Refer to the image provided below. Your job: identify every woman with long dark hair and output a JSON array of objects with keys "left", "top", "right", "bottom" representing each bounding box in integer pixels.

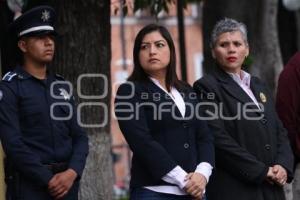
[{"left": 115, "top": 24, "right": 214, "bottom": 200}]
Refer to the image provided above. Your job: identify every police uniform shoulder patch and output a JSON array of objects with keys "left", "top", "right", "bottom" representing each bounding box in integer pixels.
[
  {"left": 55, "top": 74, "right": 65, "bottom": 80},
  {"left": 2, "top": 71, "right": 18, "bottom": 82}
]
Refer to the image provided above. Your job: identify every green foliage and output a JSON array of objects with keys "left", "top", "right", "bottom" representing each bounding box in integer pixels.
[
  {"left": 128, "top": 0, "right": 202, "bottom": 17},
  {"left": 113, "top": 0, "right": 129, "bottom": 16},
  {"left": 133, "top": 0, "right": 174, "bottom": 16},
  {"left": 243, "top": 55, "right": 254, "bottom": 70}
]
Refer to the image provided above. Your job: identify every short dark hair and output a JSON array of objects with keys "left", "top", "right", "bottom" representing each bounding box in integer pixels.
[{"left": 128, "top": 24, "right": 181, "bottom": 91}]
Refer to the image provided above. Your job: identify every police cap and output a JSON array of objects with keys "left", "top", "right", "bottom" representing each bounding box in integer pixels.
[{"left": 10, "top": 5, "right": 56, "bottom": 38}]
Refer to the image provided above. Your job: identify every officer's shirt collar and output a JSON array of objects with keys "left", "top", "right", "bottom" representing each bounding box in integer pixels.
[
  {"left": 15, "top": 66, "right": 32, "bottom": 79},
  {"left": 15, "top": 66, "right": 54, "bottom": 81}
]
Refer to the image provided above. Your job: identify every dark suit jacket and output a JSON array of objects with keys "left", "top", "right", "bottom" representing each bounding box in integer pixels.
[
  {"left": 115, "top": 80, "right": 214, "bottom": 189},
  {"left": 193, "top": 68, "right": 294, "bottom": 200},
  {"left": 276, "top": 52, "right": 300, "bottom": 161}
]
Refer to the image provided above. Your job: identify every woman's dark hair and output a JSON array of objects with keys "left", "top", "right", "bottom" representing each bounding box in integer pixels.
[{"left": 128, "top": 24, "right": 181, "bottom": 92}]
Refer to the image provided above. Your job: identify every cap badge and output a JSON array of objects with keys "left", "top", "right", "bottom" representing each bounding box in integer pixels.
[{"left": 41, "top": 10, "right": 50, "bottom": 22}]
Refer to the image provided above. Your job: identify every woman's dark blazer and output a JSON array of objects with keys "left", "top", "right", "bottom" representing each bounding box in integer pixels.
[
  {"left": 193, "top": 67, "right": 294, "bottom": 200},
  {"left": 115, "top": 80, "right": 214, "bottom": 189}
]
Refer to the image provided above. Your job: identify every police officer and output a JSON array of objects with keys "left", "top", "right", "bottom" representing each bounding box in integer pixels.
[{"left": 0, "top": 6, "right": 89, "bottom": 200}]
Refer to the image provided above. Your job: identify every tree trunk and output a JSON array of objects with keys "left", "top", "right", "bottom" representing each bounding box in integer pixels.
[
  {"left": 202, "top": 0, "right": 282, "bottom": 94},
  {"left": 51, "top": 0, "right": 113, "bottom": 199},
  {"left": 278, "top": 0, "right": 298, "bottom": 65},
  {"left": 0, "top": 1, "right": 14, "bottom": 74}
]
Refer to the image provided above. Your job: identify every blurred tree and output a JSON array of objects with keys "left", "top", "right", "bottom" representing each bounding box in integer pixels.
[
  {"left": 0, "top": 3, "right": 14, "bottom": 200},
  {"left": 0, "top": 1, "right": 14, "bottom": 74},
  {"left": 51, "top": 1, "right": 113, "bottom": 200},
  {"left": 0, "top": 0, "right": 113, "bottom": 200},
  {"left": 278, "top": 0, "right": 300, "bottom": 64},
  {"left": 202, "top": 0, "right": 282, "bottom": 94}
]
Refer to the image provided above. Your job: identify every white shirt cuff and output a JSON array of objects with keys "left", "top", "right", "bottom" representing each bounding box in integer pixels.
[
  {"left": 195, "top": 162, "right": 213, "bottom": 183},
  {"left": 162, "top": 166, "right": 188, "bottom": 189}
]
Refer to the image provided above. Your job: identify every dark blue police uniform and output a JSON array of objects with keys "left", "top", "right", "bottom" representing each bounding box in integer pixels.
[
  {"left": 0, "top": 5, "right": 89, "bottom": 200},
  {"left": 0, "top": 67, "right": 89, "bottom": 200}
]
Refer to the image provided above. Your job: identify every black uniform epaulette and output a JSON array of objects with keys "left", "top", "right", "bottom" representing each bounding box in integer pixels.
[
  {"left": 2, "top": 71, "right": 18, "bottom": 82},
  {"left": 55, "top": 74, "right": 65, "bottom": 80}
]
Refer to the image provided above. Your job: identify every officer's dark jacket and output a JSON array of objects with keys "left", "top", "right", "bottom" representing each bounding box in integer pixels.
[
  {"left": 0, "top": 67, "right": 89, "bottom": 187},
  {"left": 114, "top": 80, "right": 215, "bottom": 189}
]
